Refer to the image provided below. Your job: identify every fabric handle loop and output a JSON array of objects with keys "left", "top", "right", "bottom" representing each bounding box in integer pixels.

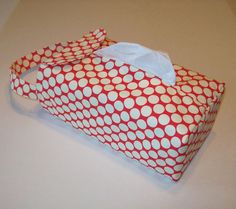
[{"left": 10, "top": 28, "right": 107, "bottom": 100}]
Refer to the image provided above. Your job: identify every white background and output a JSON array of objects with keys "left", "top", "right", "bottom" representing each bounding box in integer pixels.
[{"left": 0, "top": 1, "right": 235, "bottom": 209}]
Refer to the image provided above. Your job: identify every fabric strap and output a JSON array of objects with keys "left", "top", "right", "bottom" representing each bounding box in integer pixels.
[{"left": 10, "top": 28, "right": 107, "bottom": 100}]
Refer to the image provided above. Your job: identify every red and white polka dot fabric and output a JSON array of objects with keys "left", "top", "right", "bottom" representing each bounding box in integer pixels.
[{"left": 10, "top": 28, "right": 225, "bottom": 181}]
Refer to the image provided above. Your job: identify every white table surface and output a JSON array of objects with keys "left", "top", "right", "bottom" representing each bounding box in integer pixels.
[{"left": 0, "top": 1, "right": 235, "bottom": 209}]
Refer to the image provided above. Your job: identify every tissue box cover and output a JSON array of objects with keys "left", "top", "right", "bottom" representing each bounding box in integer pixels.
[{"left": 10, "top": 28, "right": 225, "bottom": 181}]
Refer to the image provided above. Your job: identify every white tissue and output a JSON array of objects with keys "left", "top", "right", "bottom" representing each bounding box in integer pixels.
[{"left": 94, "top": 42, "right": 176, "bottom": 85}]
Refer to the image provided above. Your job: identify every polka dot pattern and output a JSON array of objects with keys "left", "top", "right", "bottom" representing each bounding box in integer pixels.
[
  {"left": 10, "top": 29, "right": 225, "bottom": 181},
  {"left": 10, "top": 28, "right": 107, "bottom": 100}
]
